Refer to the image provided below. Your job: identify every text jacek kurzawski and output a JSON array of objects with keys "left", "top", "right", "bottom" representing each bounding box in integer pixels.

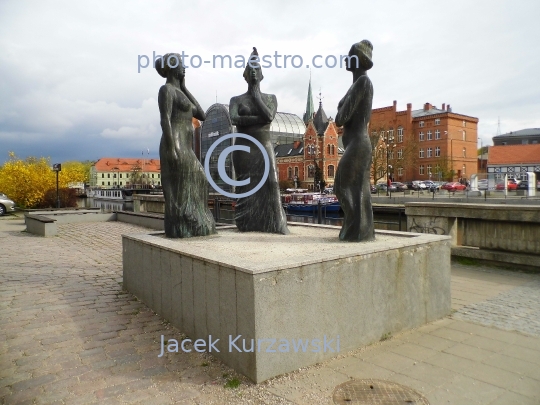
[{"left": 158, "top": 334, "right": 340, "bottom": 357}]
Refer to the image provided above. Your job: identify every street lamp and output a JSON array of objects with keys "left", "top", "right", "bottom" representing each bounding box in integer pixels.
[
  {"left": 307, "top": 144, "right": 320, "bottom": 192},
  {"left": 383, "top": 132, "right": 397, "bottom": 196}
]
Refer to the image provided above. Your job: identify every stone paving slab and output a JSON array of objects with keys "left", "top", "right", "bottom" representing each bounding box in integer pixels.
[{"left": 1, "top": 219, "right": 539, "bottom": 404}]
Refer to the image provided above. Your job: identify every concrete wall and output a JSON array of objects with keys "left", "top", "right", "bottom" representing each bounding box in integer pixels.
[
  {"left": 133, "top": 194, "right": 165, "bottom": 214},
  {"left": 25, "top": 216, "right": 57, "bottom": 237},
  {"left": 116, "top": 212, "right": 164, "bottom": 230},
  {"left": 405, "top": 202, "right": 540, "bottom": 268},
  {"left": 122, "top": 226, "right": 450, "bottom": 383}
]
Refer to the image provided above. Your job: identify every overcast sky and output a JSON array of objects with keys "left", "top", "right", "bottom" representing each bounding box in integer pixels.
[{"left": 1, "top": 0, "right": 539, "bottom": 164}]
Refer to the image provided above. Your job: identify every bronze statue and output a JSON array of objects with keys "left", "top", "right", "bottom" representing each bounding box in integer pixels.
[
  {"left": 229, "top": 48, "right": 289, "bottom": 234},
  {"left": 334, "top": 40, "right": 375, "bottom": 241},
  {"left": 156, "top": 53, "right": 216, "bottom": 238}
]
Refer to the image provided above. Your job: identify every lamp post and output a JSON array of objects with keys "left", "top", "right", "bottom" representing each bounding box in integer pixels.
[
  {"left": 52, "top": 163, "right": 62, "bottom": 208},
  {"left": 383, "top": 132, "right": 397, "bottom": 196},
  {"left": 307, "top": 144, "right": 320, "bottom": 192}
]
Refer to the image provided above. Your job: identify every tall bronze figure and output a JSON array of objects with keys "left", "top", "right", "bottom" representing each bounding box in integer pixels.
[
  {"left": 156, "top": 53, "right": 216, "bottom": 238},
  {"left": 229, "top": 48, "right": 289, "bottom": 234},
  {"left": 334, "top": 40, "right": 375, "bottom": 242}
]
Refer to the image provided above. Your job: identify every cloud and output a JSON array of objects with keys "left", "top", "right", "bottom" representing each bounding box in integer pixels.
[{"left": 1, "top": 0, "right": 540, "bottom": 164}]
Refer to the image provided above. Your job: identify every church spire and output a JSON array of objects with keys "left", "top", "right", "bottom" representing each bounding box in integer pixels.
[{"left": 302, "top": 74, "right": 315, "bottom": 125}]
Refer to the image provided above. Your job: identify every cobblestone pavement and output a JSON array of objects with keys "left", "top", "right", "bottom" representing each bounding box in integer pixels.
[
  {"left": 454, "top": 278, "right": 540, "bottom": 336},
  {"left": 1, "top": 218, "right": 539, "bottom": 404}
]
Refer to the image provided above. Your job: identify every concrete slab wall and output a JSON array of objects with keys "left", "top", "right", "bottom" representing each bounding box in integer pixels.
[
  {"left": 116, "top": 212, "right": 164, "bottom": 230},
  {"left": 25, "top": 216, "right": 57, "bottom": 236},
  {"left": 405, "top": 202, "right": 540, "bottom": 269},
  {"left": 122, "top": 227, "right": 450, "bottom": 383}
]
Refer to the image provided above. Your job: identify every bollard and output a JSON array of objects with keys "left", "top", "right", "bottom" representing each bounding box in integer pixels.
[{"left": 317, "top": 200, "right": 322, "bottom": 224}]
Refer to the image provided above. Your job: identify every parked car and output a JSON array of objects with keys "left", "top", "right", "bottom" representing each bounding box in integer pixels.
[
  {"left": 517, "top": 181, "right": 529, "bottom": 190},
  {"left": 496, "top": 180, "right": 518, "bottom": 190},
  {"left": 370, "top": 184, "right": 377, "bottom": 194},
  {"left": 477, "top": 179, "right": 489, "bottom": 190},
  {"left": 441, "top": 182, "right": 466, "bottom": 192},
  {"left": 0, "top": 193, "right": 16, "bottom": 216},
  {"left": 411, "top": 181, "right": 426, "bottom": 190},
  {"left": 391, "top": 182, "right": 408, "bottom": 191},
  {"left": 422, "top": 180, "right": 439, "bottom": 191}
]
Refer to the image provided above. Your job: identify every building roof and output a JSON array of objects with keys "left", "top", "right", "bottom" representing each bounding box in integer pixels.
[
  {"left": 270, "top": 112, "right": 306, "bottom": 136},
  {"left": 313, "top": 102, "right": 329, "bottom": 135},
  {"left": 493, "top": 128, "right": 540, "bottom": 138},
  {"left": 94, "top": 158, "right": 161, "bottom": 172},
  {"left": 411, "top": 108, "right": 447, "bottom": 118},
  {"left": 274, "top": 142, "right": 304, "bottom": 158},
  {"left": 487, "top": 144, "right": 540, "bottom": 165},
  {"left": 302, "top": 77, "right": 315, "bottom": 124}
]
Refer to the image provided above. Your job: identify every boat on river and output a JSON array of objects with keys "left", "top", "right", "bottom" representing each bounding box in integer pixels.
[{"left": 282, "top": 192, "right": 341, "bottom": 213}]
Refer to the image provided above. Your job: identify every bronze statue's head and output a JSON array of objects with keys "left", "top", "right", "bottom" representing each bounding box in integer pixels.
[
  {"left": 155, "top": 53, "right": 185, "bottom": 80},
  {"left": 347, "top": 40, "right": 373, "bottom": 71},
  {"left": 243, "top": 47, "right": 264, "bottom": 84}
]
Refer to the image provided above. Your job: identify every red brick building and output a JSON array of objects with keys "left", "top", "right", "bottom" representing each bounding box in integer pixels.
[
  {"left": 276, "top": 102, "right": 341, "bottom": 191},
  {"left": 370, "top": 101, "right": 479, "bottom": 182}
]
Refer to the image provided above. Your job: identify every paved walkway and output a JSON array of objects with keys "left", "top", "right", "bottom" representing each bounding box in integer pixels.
[{"left": 0, "top": 216, "right": 539, "bottom": 404}]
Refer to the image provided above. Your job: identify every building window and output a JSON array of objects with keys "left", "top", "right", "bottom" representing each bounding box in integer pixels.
[
  {"left": 419, "top": 148, "right": 424, "bottom": 158},
  {"left": 327, "top": 144, "right": 331, "bottom": 154},
  {"left": 113, "top": 173, "right": 116, "bottom": 178},
  {"left": 120, "top": 182, "right": 123, "bottom": 185},
  {"left": 152, "top": 173, "right": 155, "bottom": 178},
  {"left": 462, "top": 164, "right": 466, "bottom": 175},
  {"left": 522, "top": 140, "right": 529, "bottom": 145},
  {"left": 294, "top": 167, "right": 299, "bottom": 177},
  {"left": 419, "top": 165, "right": 425, "bottom": 175},
  {"left": 101, "top": 181, "right": 104, "bottom": 185},
  {"left": 427, "top": 130, "right": 432, "bottom": 140},
  {"left": 462, "top": 131, "right": 466, "bottom": 141},
  {"left": 419, "top": 132, "right": 424, "bottom": 141},
  {"left": 107, "top": 173, "right": 110, "bottom": 178},
  {"left": 397, "top": 127, "right": 403, "bottom": 143},
  {"left": 119, "top": 174, "right": 122, "bottom": 178},
  {"left": 463, "top": 147, "right": 466, "bottom": 157},
  {"left": 397, "top": 149, "right": 403, "bottom": 159},
  {"left": 308, "top": 165, "right": 315, "bottom": 178},
  {"left": 435, "top": 130, "right": 440, "bottom": 139},
  {"left": 435, "top": 146, "right": 441, "bottom": 157},
  {"left": 419, "top": 121, "right": 425, "bottom": 128},
  {"left": 108, "top": 181, "right": 110, "bottom": 185},
  {"left": 427, "top": 165, "right": 432, "bottom": 176},
  {"left": 101, "top": 173, "right": 104, "bottom": 178},
  {"left": 287, "top": 167, "right": 292, "bottom": 179},
  {"left": 398, "top": 167, "right": 403, "bottom": 176},
  {"left": 463, "top": 121, "right": 466, "bottom": 127},
  {"left": 435, "top": 118, "right": 440, "bottom": 125},
  {"left": 158, "top": 174, "right": 160, "bottom": 178},
  {"left": 372, "top": 130, "right": 377, "bottom": 137},
  {"left": 427, "top": 147, "right": 432, "bottom": 157},
  {"left": 328, "top": 165, "right": 335, "bottom": 177},
  {"left": 388, "top": 129, "right": 394, "bottom": 141}
]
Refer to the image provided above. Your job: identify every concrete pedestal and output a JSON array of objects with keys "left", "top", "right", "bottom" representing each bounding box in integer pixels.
[{"left": 122, "top": 223, "right": 451, "bottom": 383}]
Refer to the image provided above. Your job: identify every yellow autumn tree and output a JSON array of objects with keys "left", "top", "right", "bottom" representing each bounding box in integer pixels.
[{"left": 0, "top": 153, "right": 90, "bottom": 208}]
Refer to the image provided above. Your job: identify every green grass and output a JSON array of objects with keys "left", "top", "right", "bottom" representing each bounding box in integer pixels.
[
  {"left": 454, "top": 257, "right": 479, "bottom": 266},
  {"left": 380, "top": 332, "right": 392, "bottom": 342},
  {"left": 201, "top": 362, "right": 209, "bottom": 367},
  {"left": 224, "top": 377, "right": 241, "bottom": 389}
]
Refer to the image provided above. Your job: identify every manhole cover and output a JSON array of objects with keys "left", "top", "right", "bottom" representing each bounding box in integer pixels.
[{"left": 333, "top": 379, "right": 430, "bottom": 404}]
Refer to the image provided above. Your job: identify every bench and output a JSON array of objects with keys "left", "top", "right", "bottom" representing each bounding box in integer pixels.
[{"left": 25, "top": 214, "right": 58, "bottom": 237}]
